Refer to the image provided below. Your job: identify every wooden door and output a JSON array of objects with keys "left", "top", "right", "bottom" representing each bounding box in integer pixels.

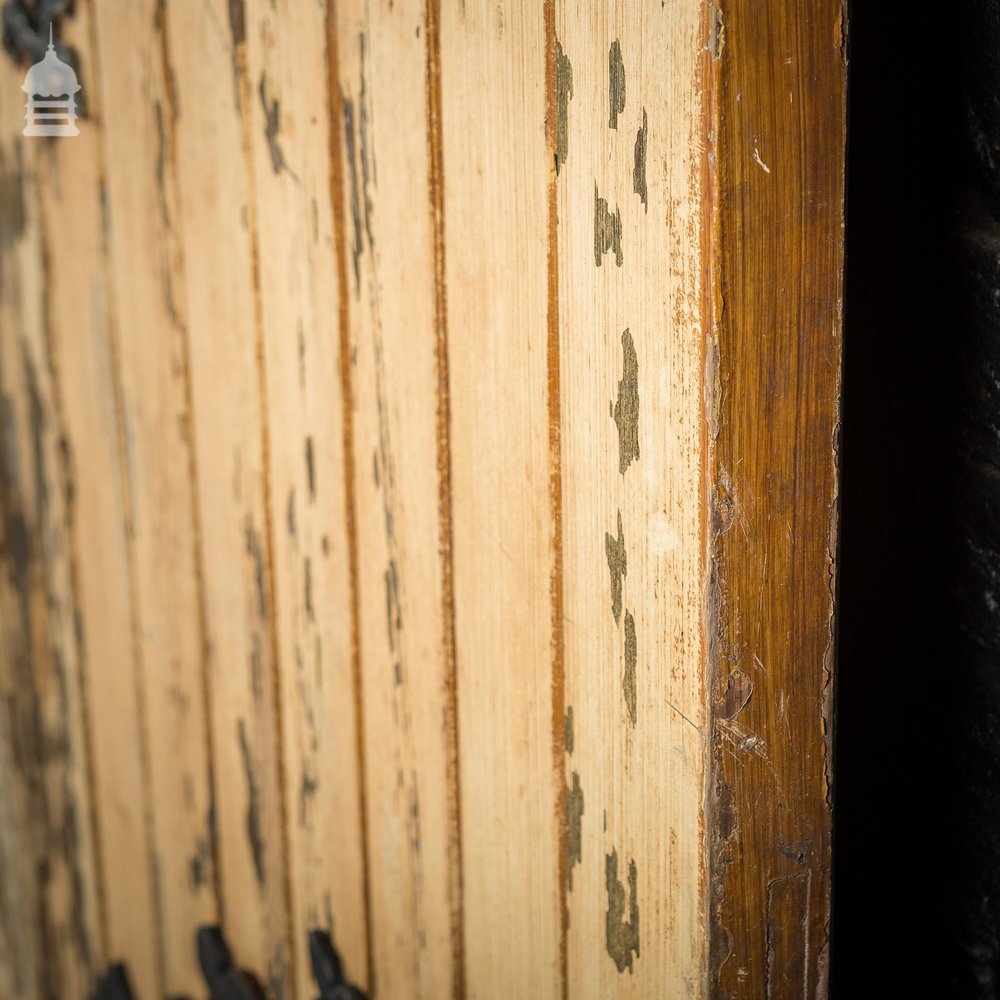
[{"left": 0, "top": 2, "right": 845, "bottom": 997}]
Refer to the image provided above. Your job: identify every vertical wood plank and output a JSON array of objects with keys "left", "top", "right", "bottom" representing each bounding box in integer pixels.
[
  {"left": 438, "top": 3, "right": 561, "bottom": 995},
  {"left": 88, "top": 0, "right": 222, "bottom": 991},
  {"left": 333, "top": 0, "right": 462, "bottom": 995},
  {"left": 709, "top": 0, "right": 846, "bottom": 995},
  {"left": 241, "top": 1, "right": 369, "bottom": 994},
  {"left": 0, "top": 40, "right": 103, "bottom": 998},
  {"left": 555, "top": 3, "right": 710, "bottom": 997},
  {"left": 160, "top": 0, "right": 292, "bottom": 985}
]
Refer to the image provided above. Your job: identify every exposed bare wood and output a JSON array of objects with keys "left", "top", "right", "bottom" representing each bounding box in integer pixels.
[
  {"left": 88, "top": 0, "right": 221, "bottom": 992},
  {"left": 438, "top": 3, "right": 562, "bottom": 995}
]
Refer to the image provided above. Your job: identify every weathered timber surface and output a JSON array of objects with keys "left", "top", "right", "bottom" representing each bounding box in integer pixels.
[
  {"left": 708, "top": 1, "right": 846, "bottom": 997},
  {"left": 0, "top": 2, "right": 846, "bottom": 998}
]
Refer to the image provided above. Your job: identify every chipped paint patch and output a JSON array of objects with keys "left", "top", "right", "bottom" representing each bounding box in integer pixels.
[
  {"left": 305, "top": 435, "right": 316, "bottom": 500},
  {"left": 608, "top": 39, "right": 625, "bottom": 129},
  {"left": 556, "top": 38, "right": 573, "bottom": 173},
  {"left": 188, "top": 836, "right": 211, "bottom": 889},
  {"left": 384, "top": 557, "right": 401, "bottom": 659},
  {"left": 566, "top": 771, "right": 584, "bottom": 889},
  {"left": 633, "top": 109, "right": 648, "bottom": 210},
  {"left": 605, "top": 510, "right": 627, "bottom": 625},
  {"left": 227, "top": 0, "right": 246, "bottom": 46},
  {"left": 244, "top": 517, "right": 268, "bottom": 620},
  {"left": 341, "top": 96, "right": 363, "bottom": 292},
  {"left": 605, "top": 849, "right": 640, "bottom": 973},
  {"left": 612, "top": 329, "right": 639, "bottom": 475},
  {"left": 623, "top": 610, "right": 637, "bottom": 725},
  {"left": 0, "top": 145, "right": 26, "bottom": 289},
  {"left": 594, "top": 185, "right": 623, "bottom": 267},
  {"left": 259, "top": 75, "right": 290, "bottom": 177},
  {"left": 237, "top": 718, "right": 265, "bottom": 887}
]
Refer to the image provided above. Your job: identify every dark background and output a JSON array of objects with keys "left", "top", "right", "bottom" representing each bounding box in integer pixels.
[{"left": 833, "top": 1, "right": 1000, "bottom": 995}]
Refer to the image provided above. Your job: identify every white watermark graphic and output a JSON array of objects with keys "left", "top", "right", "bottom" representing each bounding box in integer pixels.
[{"left": 21, "top": 23, "right": 79, "bottom": 137}]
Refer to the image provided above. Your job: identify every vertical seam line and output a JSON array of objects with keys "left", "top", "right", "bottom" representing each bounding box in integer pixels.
[
  {"left": 543, "top": 1, "right": 568, "bottom": 997},
  {"left": 424, "top": 2, "right": 466, "bottom": 997}
]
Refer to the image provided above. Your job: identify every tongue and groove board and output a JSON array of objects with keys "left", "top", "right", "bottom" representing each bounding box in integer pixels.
[
  {"left": 241, "top": 2, "right": 369, "bottom": 995},
  {"left": 157, "top": 0, "right": 312, "bottom": 989},
  {"left": 436, "top": 2, "right": 562, "bottom": 997},
  {"left": 333, "top": 2, "right": 461, "bottom": 998},
  {"left": 555, "top": 3, "right": 710, "bottom": 997},
  {"left": 88, "top": 1, "right": 225, "bottom": 994},
  {"left": 0, "top": 1, "right": 846, "bottom": 998}
]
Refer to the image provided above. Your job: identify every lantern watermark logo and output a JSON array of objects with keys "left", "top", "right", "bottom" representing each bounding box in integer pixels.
[{"left": 21, "top": 23, "right": 80, "bottom": 137}]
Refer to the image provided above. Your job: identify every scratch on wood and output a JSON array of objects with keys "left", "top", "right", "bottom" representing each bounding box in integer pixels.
[
  {"left": 564, "top": 705, "right": 574, "bottom": 755},
  {"left": 612, "top": 328, "right": 639, "bottom": 475},
  {"left": 605, "top": 849, "right": 639, "bottom": 973},
  {"left": 604, "top": 510, "right": 627, "bottom": 625}
]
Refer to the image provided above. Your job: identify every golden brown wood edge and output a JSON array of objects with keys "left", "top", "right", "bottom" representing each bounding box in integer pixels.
[{"left": 706, "top": 1, "right": 847, "bottom": 998}]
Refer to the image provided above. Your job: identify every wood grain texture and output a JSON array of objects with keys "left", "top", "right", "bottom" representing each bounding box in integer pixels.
[
  {"left": 160, "top": 0, "right": 292, "bottom": 984},
  {"left": 243, "top": 2, "right": 369, "bottom": 995},
  {"left": 0, "top": 2, "right": 846, "bottom": 997},
  {"left": 0, "top": 42, "right": 103, "bottom": 998},
  {"left": 555, "top": 4, "right": 710, "bottom": 998},
  {"left": 89, "top": 0, "right": 222, "bottom": 992},
  {"left": 333, "top": 1, "right": 461, "bottom": 996},
  {"left": 708, "top": 1, "right": 846, "bottom": 996}
]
